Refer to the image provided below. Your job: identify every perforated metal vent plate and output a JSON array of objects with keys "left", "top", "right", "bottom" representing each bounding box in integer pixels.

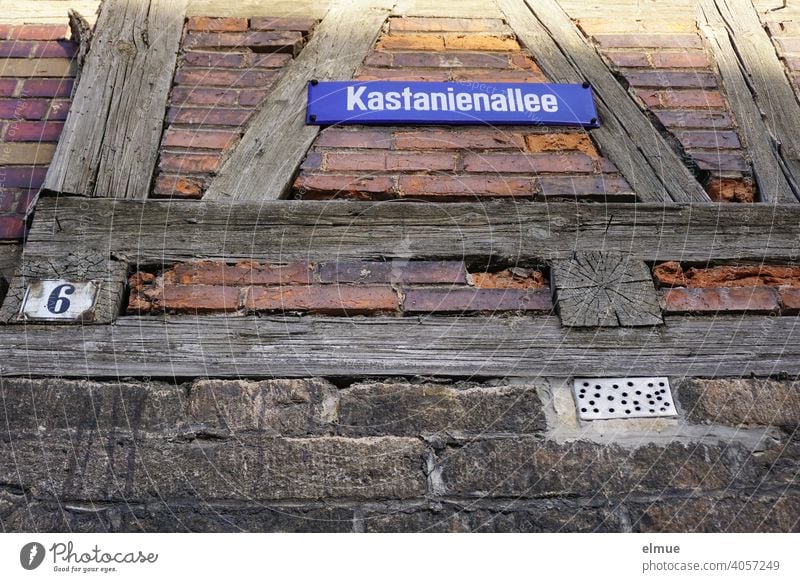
[{"left": 573, "top": 377, "right": 676, "bottom": 420}]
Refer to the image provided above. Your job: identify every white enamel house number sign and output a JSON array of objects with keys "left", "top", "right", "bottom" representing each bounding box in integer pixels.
[{"left": 20, "top": 280, "right": 99, "bottom": 321}]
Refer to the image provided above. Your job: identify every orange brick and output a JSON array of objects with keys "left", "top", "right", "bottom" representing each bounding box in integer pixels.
[
  {"left": 186, "top": 17, "right": 248, "bottom": 32},
  {"left": 704, "top": 178, "right": 756, "bottom": 203},
  {"left": 651, "top": 50, "right": 711, "bottom": 69},
  {"left": 578, "top": 18, "right": 697, "bottom": 34},
  {"left": 398, "top": 175, "right": 533, "bottom": 200},
  {"left": 525, "top": 133, "right": 599, "bottom": 158},
  {"left": 159, "top": 153, "right": 221, "bottom": 173},
  {"left": 153, "top": 174, "right": 205, "bottom": 199},
  {"left": 163, "top": 128, "right": 239, "bottom": 150},
  {"left": 154, "top": 285, "right": 240, "bottom": 312},
  {"left": 394, "top": 129, "right": 525, "bottom": 150},
  {"left": 293, "top": 174, "right": 397, "bottom": 200},
  {"left": 390, "top": 17, "right": 509, "bottom": 33},
  {"left": 244, "top": 286, "right": 399, "bottom": 314},
  {"left": 660, "top": 90, "right": 725, "bottom": 108},
  {"left": 463, "top": 152, "right": 594, "bottom": 173},
  {"left": 444, "top": 34, "right": 520, "bottom": 51},
  {"left": 174, "top": 261, "right": 313, "bottom": 286},
  {"left": 378, "top": 34, "right": 445, "bottom": 51}
]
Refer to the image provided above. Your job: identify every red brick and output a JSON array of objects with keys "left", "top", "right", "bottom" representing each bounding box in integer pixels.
[
  {"left": 0, "top": 99, "right": 48, "bottom": 119},
  {"left": 163, "top": 128, "right": 238, "bottom": 149},
  {"left": 20, "top": 79, "right": 73, "bottom": 97},
  {"left": 155, "top": 285, "right": 240, "bottom": 312},
  {"left": 402, "top": 288, "right": 553, "bottom": 313},
  {"left": 704, "top": 178, "right": 755, "bottom": 203},
  {"left": 174, "top": 261, "right": 313, "bottom": 285},
  {"left": 0, "top": 189, "right": 17, "bottom": 211},
  {"left": 153, "top": 174, "right": 204, "bottom": 199},
  {"left": 779, "top": 287, "right": 800, "bottom": 314},
  {"left": 661, "top": 287, "right": 779, "bottom": 314},
  {"left": 444, "top": 35, "right": 520, "bottom": 51},
  {"left": 316, "top": 129, "right": 393, "bottom": 149},
  {"left": 0, "top": 78, "right": 16, "bottom": 96},
  {"left": 635, "top": 89, "right": 661, "bottom": 107},
  {"left": 525, "top": 133, "right": 599, "bottom": 157},
  {"left": 390, "top": 17, "right": 508, "bottom": 33},
  {"left": 244, "top": 285, "right": 399, "bottom": 314},
  {"left": 183, "top": 51, "right": 248, "bottom": 68},
  {"left": 398, "top": 175, "right": 533, "bottom": 200},
  {"left": 0, "top": 165, "right": 47, "bottom": 188},
  {"left": 13, "top": 189, "right": 37, "bottom": 213},
  {"left": 392, "top": 51, "right": 511, "bottom": 69},
  {"left": 186, "top": 17, "right": 248, "bottom": 32},
  {"left": 324, "top": 152, "right": 456, "bottom": 172},
  {"left": 674, "top": 130, "right": 740, "bottom": 149},
  {"left": 622, "top": 70, "right": 716, "bottom": 89},
  {"left": 536, "top": 175, "right": 635, "bottom": 201},
  {"left": 651, "top": 50, "right": 711, "bottom": 68},
  {"left": 184, "top": 31, "right": 303, "bottom": 54},
  {"left": 660, "top": 90, "right": 725, "bottom": 108},
  {"left": 0, "top": 41, "right": 33, "bottom": 57},
  {"left": 166, "top": 107, "right": 252, "bottom": 126},
  {"left": 364, "top": 51, "right": 393, "bottom": 67},
  {"left": 690, "top": 151, "right": 749, "bottom": 172},
  {"left": 462, "top": 152, "right": 595, "bottom": 173},
  {"left": 654, "top": 110, "right": 732, "bottom": 129},
  {"left": 174, "top": 68, "right": 278, "bottom": 88},
  {"left": 11, "top": 25, "right": 68, "bottom": 41},
  {"left": 356, "top": 68, "right": 450, "bottom": 82},
  {"left": 451, "top": 69, "right": 546, "bottom": 83},
  {"left": 250, "top": 53, "right": 292, "bottom": 68},
  {"left": 249, "top": 17, "right": 318, "bottom": 33},
  {"left": 605, "top": 51, "right": 650, "bottom": 68},
  {"left": 238, "top": 89, "right": 268, "bottom": 107},
  {"left": 395, "top": 129, "right": 525, "bottom": 151},
  {"left": 159, "top": 153, "right": 220, "bottom": 173},
  {"left": 171, "top": 87, "right": 239, "bottom": 106},
  {"left": 4, "top": 120, "right": 63, "bottom": 142},
  {"left": 32, "top": 40, "right": 77, "bottom": 58},
  {"left": 293, "top": 174, "right": 396, "bottom": 200},
  {"left": 318, "top": 261, "right": 467, "bottom": 284},
  {"left": 0, "top": 214, "right": 26, "bottom": 239},
  {"left": 593, "top": 33, "right": 702, "bottom": 49},
  {"left": 46, "top": 99, "right": 70, "bottom": 120}
]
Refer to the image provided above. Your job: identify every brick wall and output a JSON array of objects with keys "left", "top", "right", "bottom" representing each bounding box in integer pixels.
[
  {"left": 153, "top": 16, "right": 316, "bottom": 199},
  {"left": 293, "top": 17, "right": 634, "bottom": 202},
  {"left": 128, "top": 260, "right": 552, "bottom": 315},
  {"left": 654, "top": 261, "right": 800, "bottom": 314},
  {"left": 578, "top": 18, "right": 756, "bottom": 202},
  {"left": 767, "top": 20, "right": 800, "bottom": 97},
  {"left": 0, "top": 24, "right": 75, "bottom": 239}
]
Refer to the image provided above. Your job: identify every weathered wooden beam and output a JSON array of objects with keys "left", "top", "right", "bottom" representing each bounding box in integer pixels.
[
  {"left": 25, "top": 197, "right": 800, "bottom": 264},
  {"left": 551, "top": 252, "right": 663, "bottom": 327},
  {"left": 699, "top": 0, "right": 799, "bottom": 203},
  {"left": 709, "top": 0, "right": 800, "bottom": 188},
  {"left": 43, "top": 0, "right": 187, "bottom": 199},
  {"left": 497, "top": 0, "right": 710, "bottom": 203},
  {"left": 204, "top": 0, "right": 394, "bottom": 201},
  {"left": 0, "top": 314, "right": 797, "bottom": 378}
]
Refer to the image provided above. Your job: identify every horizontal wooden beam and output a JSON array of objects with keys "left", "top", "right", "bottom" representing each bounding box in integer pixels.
[
  {"left": 0, "top": 314, "right": 797, "bottom": 378},
  {"left": 28, "top": 197, "right": 800, "bottom": 264}
]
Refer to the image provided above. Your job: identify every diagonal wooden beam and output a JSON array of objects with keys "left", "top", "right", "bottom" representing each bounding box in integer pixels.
[
  {"left": 698, "top": 0, "right": 799, "bottom": 203},
  {"left": 709, "top": 0, "right": 800, "bottom": 189},
  {"left": 497, "top": 0, "right": 710, "bottom": 203},
  {"left": 204, "top": 0, "right": 395, "bottom": 201},
  {"left": 43, "top": 0, "right": 187, "bottom": 199}
]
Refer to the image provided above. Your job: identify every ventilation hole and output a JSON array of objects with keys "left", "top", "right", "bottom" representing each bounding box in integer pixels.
[
  {"left": 633, "top": 400, "right": 639, "bottom": 405},
  {"left": 647, "top": 382, "right": 654, "bottom": 387},
  {"left": 627, "top": 381, "right": 634, "bottom": 387},
  {"left": 583, "top": 382, "right": 589, "bottom": 387},
  {"left": 621, "top": 400, "right": 627, "bottom": 405},
  {"left": 635, "top": 406, "right": 641, "bottom": 411},
  {"left": 593, "top": 408, "right": 599, "bottom": 413},
  {"left": 594, "top": 393, "right": 600, "bottom": 398},
  {"left": 579, "top": 394, "right": 584, "bottom": 399},
  {"left": 612, "top": 384, "right": 619, "bottom": 389},
  {"left": 646, "top": 393, "right": 652, "bottom": 398},
  {"left": 649, "top": 409, "right": 655, "bottom": 413},
  {"left": 649, "top": 400, "right": 655, "bottom": 405},
  {"left": 660, "top": 407, "right": 665, "bottom": 412},
  {"left": 595, "top": 385, "right": 601, "bottom": 390},
  {"left": 589, "top": 400, "right": 595, "bottom": 405},
  {"left": 581, "top": 408, "right": 587, "bottom": 413},
  {"left": 664, "top": 402, "right": 671, "bottom": 407},
  {"left": 657, "top": 396, "right": 662, "bottom": 401},
  {"left": 607, "top": 396, "right": 614, "bottom": 401},
  {"left": 625, "top": 410, "right": 631, "bottom": 414},
  {"left": 622, "top": 392, "right": 628, "bottom": 397},
  {"left": 659, "top": 382, "right": 665, "bottom": 387},
  {"left": 609, "top": 408, "right": 615, "bottom": 413},
  {"left": 636, "top": 390, "right": 642, "bottom": 395},
  {"left": 580, "top": 388, "right": 586, "bottom": 393}
]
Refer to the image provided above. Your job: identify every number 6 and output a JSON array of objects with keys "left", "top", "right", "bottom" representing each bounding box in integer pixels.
[{"left": 47, "top": 284, "right": 76, "bottom": 314}]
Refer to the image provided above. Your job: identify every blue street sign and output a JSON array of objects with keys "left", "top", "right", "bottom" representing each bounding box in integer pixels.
[{"left": 306, "top": 81, "right": 599, "bottom": 127}]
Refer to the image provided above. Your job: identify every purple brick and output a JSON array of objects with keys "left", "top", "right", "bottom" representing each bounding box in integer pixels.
[
  {"left": 21, "top": 79, "right": 73, "bottom": 97},
  {"left": 402, "top": 287, "right": 553, "bottom": 313},
  {"left": 0, "top": 165, "right": 47, "bottom": 188},
  {"left": 320, "top": 261, "right": 468, "bottom": 285}
]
